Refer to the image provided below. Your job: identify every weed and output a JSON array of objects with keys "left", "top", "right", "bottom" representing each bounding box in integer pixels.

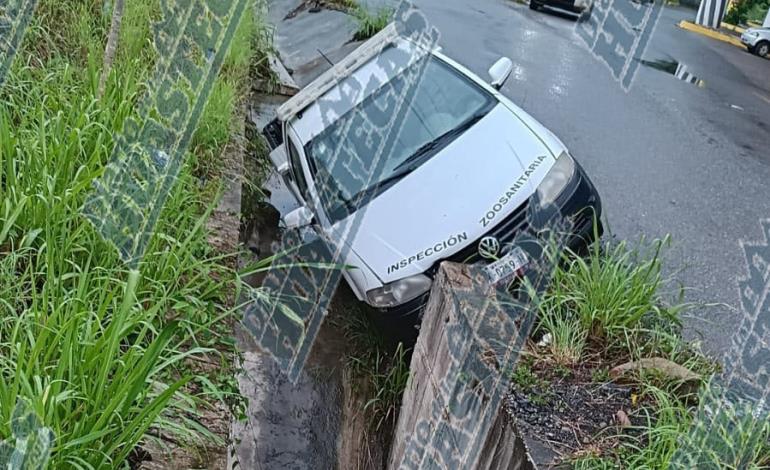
[
  {"left": 333, "top": 304, "right": 411, "bottom": 432},
  {"left": 573, "top": 386, "right": 691, "bottom": 469},
  {"left": 536, "top": 307, "right": 587, "bottom": 365},
  {"left": 591, "top": 367, "right": 611, "bottom": 383},
  {"left": 674, "top": 382, "right": 770, "bottom": 469},
  {"left": 358, "top": 343, "right": 411, "bottom": 431},
  {"left": 539, "top": 236, "right": 689, "bottom": 359},
  {"left": 511, "top": 359, "right": 546, "bottom": 391},
  {"left": 352, "top": 6, "right": 393, "bottom": 41},
  {"left": 553, "top": 363, "right": 572, "bottom": 380},
  {"left": 570, "top": 374, "right": 770, "bottom": 470},
  {"left": 529, "top": 234, "right": 727, "bottom": 468}
]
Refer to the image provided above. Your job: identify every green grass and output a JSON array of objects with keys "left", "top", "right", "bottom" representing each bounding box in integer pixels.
[
  {"left": 0, "top": 0, "right": 263, "bottom": 466},
  {"left": 510, "top": 357, "right": 547, "bottom": 391},
  {"left": 524, "top": 233, "right": 766, "bottom": 469},
  {"left": 537, "top": 308, "right": 587, "bottom": 366},
  {"left": 527, "top": 234, "right": 750, "bottom": 468},
  {"left": 338, "top": 309, "right": 410, "bottom": 432},
  {"left": 573, "top": 386, "right": 693, "bottom": 470},
  {"left": 352, "top": 5, "right": 393, "bottom": 41},
  {"left": 536, "top": 236, "right": 689, "bottom": 361},
  {"left": 572, "top": 384, "right": 770, "bottom": 470},
  {"left": 357, "top": 342, "right": 411, "bottom": 431}
]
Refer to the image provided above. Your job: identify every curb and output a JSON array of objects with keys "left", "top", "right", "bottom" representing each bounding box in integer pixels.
[
  {"left": 721, "top": 21, "right": 746, "bottom": 34},
  {"left": 678, "top": 20, "right": 745, "bottom": 48}
]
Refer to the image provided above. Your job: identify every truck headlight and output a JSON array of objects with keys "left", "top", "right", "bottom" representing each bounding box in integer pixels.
[
  {"left": 535, "top": 151, "right": 575, "bottom": 206},
  {"left": 367, "top": 274, "right": 432, "bottom": 308}
]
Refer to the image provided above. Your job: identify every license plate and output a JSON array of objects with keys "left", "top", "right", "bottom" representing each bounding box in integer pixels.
[{"left": 484, "top": 247, "right": 529, "bottom": 285}]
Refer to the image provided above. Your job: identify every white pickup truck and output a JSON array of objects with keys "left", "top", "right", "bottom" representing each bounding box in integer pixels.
[{"left": 262, "top": 24, "right": 602, "bottom": 320}]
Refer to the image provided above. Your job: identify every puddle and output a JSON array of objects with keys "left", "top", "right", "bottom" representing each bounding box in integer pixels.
[{"left": 638, "top": 59, "right": 705, "bottom": 87}]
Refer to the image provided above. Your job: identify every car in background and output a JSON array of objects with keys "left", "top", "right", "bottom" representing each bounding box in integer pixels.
[
  {"left": 741, "top": 27, "right": 770, "bottom": 58},
  {"left": 529, "top": 0, "right": 593, "bottom": 17}
]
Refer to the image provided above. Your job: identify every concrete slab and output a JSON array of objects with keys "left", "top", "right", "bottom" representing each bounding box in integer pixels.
[
  {"left": 267, "top": 0, "right": 399, "bottom": 87},
  {"left": 272, "top": 6, "right": 358, "bottom": 75},
  {"left": 247, "top": 92, "right": 287, "bottom": 130}
]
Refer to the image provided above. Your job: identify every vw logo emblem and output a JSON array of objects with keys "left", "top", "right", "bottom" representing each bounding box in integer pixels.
[{"left": 478, "top": 236, "right": 500, "bottom": 260}]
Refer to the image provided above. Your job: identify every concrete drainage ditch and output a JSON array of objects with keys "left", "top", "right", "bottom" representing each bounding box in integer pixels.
[{"left": 232, "top": 79, "right": 395, "bottom": 468}]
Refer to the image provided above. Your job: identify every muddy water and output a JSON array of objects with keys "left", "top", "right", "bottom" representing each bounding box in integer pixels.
[{"left": 234, "top": 217, "right": 387, "bottom": 469}]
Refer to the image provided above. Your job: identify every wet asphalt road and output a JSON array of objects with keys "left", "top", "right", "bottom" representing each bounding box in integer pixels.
[{"left": 411, "top": 0, "right": 770, "bottom": 357}]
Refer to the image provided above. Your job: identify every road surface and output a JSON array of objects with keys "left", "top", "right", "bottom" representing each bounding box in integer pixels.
[{"left": 412, "top": 0, "right": 770, "bottom": 357}]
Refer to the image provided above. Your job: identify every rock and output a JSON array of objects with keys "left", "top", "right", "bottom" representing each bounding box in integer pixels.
[
  {"left": 616, "top": 409, "right": 631, "bottom": 428},
  {"left": 537, "top": 333, "right": 552, "bottom": 347},
  {"left": 610, "top": 357, "right": 700, "bottom": 384}
]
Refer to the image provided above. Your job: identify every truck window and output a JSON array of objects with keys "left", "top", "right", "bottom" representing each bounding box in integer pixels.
[
  {"left": 304, "top": 55, "right": 495, "bottom": 223},
  {"left": 287, "top": 138, "right": 311, "bottom": 202}
]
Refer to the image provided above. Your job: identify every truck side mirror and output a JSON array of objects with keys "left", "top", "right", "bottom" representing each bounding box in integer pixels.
[
  {"left": 283, "top": 206, "right": 314, "bottom": 229},
  {"left": 488, "top": 57, "right": 513, "bottom": 90}
]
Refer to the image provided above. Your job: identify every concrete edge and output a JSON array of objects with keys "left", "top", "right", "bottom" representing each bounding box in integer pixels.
[
  {"left": 678, "top": 20, "right": 745, "bottom": 48},
  {"left": 721, "top": 21, "right": 746, "bottom": 34},
  {"left": 267, "top": 52, "right": 300, "bottom": 96}
]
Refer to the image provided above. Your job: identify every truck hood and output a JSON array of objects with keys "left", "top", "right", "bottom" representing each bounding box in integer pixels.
[{"left": 333, "top": 104, "right": 556, "bottom": 284}]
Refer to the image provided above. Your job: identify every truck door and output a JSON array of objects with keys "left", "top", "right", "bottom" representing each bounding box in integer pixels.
[{"left": 285, "top": 132, "right": 311, "bottom": 206}]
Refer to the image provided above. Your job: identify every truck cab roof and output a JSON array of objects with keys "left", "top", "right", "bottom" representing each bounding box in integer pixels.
[{"left": 289, "top": 38, "right": 429, "bottom": 146}]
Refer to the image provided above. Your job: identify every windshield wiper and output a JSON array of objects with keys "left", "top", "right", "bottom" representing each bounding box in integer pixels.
[
  {"left": 394, "top": 110, "right": 489, "bottom": 172},
  {"left": 335, "top": 108, "right": 490, "bottom": 217},
  {"left": 344, "top": 166, "right": 417, "bottom": 207}
]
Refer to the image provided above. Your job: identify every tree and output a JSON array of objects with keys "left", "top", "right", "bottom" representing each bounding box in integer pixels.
[
  {"left": 98, "top": 0, "right": 125, "bottom": 99},
  {"left": 725, "top": 0, "right": 770, "bottom": 24}
]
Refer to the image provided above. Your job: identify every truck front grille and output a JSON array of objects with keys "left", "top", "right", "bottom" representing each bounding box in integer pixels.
[{"left": 426, "top": 200, "right": 530, "bottom": 277}]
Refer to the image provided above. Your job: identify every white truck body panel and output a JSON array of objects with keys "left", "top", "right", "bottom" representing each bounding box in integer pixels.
[{"left": 330, "top": 104, "right": 554, "bottom": 285}]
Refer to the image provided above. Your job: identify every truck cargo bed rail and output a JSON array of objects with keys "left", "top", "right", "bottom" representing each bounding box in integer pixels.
[{"left": 276, "top": 23, "right": 402, "bottom": 122}]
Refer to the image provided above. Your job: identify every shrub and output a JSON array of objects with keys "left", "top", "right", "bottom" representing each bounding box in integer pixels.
[
  {"left": 537, "top": 237, "right": 685, "bottom": 359},
  {"left": 725, "top": 0, "right": 770, "bottom": 25}
]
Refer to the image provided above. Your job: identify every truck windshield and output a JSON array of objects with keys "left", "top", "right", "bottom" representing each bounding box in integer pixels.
[{"left": 304, "top": 55, "right": 496, "bottom": 223}]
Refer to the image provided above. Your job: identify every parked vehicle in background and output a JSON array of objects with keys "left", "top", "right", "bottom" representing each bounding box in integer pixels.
[
  {"left": 529, "top": 0, "right": 593, "bottom": 17},
  {"left": 741, "top": 27, "right": 770, "bottom": 57}
]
